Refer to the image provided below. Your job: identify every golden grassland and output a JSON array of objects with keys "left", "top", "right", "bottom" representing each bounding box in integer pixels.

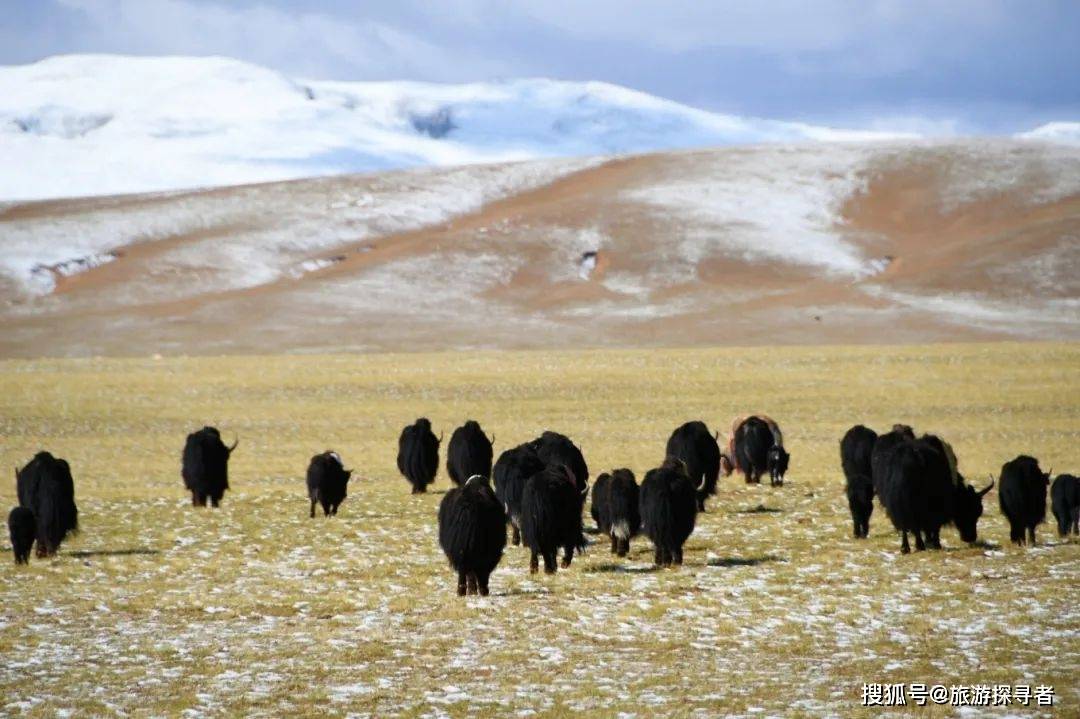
[{"left": 0, "top": 343, "right": 1078, "bottom": 717}]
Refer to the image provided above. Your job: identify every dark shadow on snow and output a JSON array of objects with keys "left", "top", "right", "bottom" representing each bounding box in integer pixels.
[
  {"left": 707, "top": 554, "right": 784, "bottom": 568},
  {"left": 68, "top": 548, "right": 161, "bottom": 558},
  {"left": 733, "top": 504, "right": 782, "bottom": 514},
  {"left": 584, "top": 563, "right": 659, "bottom": 574}
]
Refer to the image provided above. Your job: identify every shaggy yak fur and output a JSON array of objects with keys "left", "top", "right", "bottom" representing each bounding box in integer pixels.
[
  {"left": 438, "top": 475, "right": 506, "bottom": 595},
  {"left": 396, "top": 418, "right": 440, "bottom": 493},
  {"left": 181, "top": 426, "right": 236, "bottom": 507}
]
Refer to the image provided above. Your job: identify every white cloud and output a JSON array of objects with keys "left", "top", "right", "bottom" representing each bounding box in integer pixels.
[{"left": 52, "top": 0, "right": 508, "bottom": 81}]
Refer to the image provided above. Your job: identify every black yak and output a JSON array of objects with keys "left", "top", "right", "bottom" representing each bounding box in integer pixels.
[
  {"left": 870, "top": 424, "right": 916, "bottom": 495},
  {"left": 639, "top": 458, "right": 698, "bottom": 567},
  {"left": 446, "top": 420, "right": 493, "bottom": 486},
  {"left": 438, "top": 474, "right": 506, "bottom": 596},
  {"left": 591, "top": 468, "right": 640, "bottom": 557},
  {"left": 529, "top": 431, "right": 589, "bottom": 493},
  {"left": 396, "top": 418, "right": 440, "bottom": 493},
  {"left": 998, "top": 455, "right": 1050, "bottom": 546},
  {"left": 520, "top": 464, "right": 588, "bottom": 574},
  {"left": 493, "top": 442, "right": 545, "bottom": 546},
  {"left": 877, "top": 434, "right": 991, "bottom": 554},
  {"left": 1051, "top": 473, "right": 1079, "bottom": 537},
  {"left": 306, "top": 451, "right": 352, "bottom": 518},
  {"left": 665, "top": 421, "right": 721, "bottom": 510},
  {"left": 8, "top": 506, "right": 35, "bottom": 564},
  {"left": 734, "top": 417, "right": 789, "bottom": 486},
  {"left": 15, "top": 451, "right": 78, "bottom": 557},
  {"left": 182, "top": 426, "right": 236, "bottom": 508},
  {"left": 840, "top": 424, "right": 878, "bottom": 538},
  {"left": 721, "top": 414, "right": 783, "bottom": 477}
]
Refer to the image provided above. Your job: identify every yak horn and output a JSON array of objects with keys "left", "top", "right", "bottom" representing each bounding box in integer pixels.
[
  {"left": 978, "top": 480, "right": 994, "bottom": 497},
  {"left": 489, "top": 434, "right": 495, "bottom": 446},
  {"left": 697, "top": 473, "right": 707, "bottom": 491},
  {"left": 227, "top": 436, "right": 239, "bottom": 453},
  {"left": 580, "top": 480, "right": 589, "bottom": 498},
  {"left": 438, "top": 432, "right": 444, "bottom": 443}
]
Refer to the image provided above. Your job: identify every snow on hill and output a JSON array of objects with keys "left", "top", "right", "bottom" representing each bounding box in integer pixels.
[
  {"left": 0, "top": 54, "right": 921, "bottom": 201},
  {"left": 1017, "top": 122, "right": 1080, "bottom": 145}
]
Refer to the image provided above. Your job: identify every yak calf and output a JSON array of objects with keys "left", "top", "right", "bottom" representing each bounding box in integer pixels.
[
  {"left": 1051, "top": 473, "right": 1079, "bottom": 537},
  {"left": 591, "top": 468, "right": 640, "bottom": 557},
  {"left": 307, "top": 451, "right": 352, "bottom": 518},
  {"left": 8, "top": 507, "right": 35, "bottom": 564}
]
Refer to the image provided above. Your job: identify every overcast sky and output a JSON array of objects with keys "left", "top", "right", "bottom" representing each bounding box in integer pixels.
[{"left": 4, "top": 0, "right": 1079, "bottom": 133}]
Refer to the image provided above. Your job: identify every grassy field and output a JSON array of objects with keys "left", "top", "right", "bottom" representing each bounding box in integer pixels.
[{"left": 1, "top": 343, "right": 1077, "bottom": 717}]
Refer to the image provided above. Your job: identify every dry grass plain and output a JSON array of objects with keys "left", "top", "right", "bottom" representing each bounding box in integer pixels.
[{"left": 1, "top": 343, "right": 1077, "bottom": 717}]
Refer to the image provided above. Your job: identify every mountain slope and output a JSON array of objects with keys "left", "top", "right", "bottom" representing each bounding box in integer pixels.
[
  {"left": 0, "top": 54, "right": 920, "bottom": 201},
  {"left": 0, "top": 140, "right": 1076, "bottom": 357}
]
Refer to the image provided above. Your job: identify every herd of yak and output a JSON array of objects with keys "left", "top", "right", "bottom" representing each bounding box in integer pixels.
[{"left": 7, "top": 417, "right": 1080, "bottom": 597}]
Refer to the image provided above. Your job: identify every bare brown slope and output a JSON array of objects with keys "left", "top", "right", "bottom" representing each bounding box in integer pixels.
[{"left": 0, "top": 141, "right": 1076, "bottom": 357}]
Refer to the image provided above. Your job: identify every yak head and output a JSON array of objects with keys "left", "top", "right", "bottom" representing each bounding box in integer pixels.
[
  {"left": 953, "top": 476, "right": 994, "bottom": 544},
  {"left": 767, "top": 446, "right": 789, "bottom": 486},
  {"left": 662, "top": 456, "right": 689, "bottom": 478},
  {"left": 719, "top": 452, "right": 734, "bottom": 477}
]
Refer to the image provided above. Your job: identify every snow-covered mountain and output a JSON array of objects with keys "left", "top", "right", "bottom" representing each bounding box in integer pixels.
[{"left": 0, "top": 54, "right": 928, "bottom": 201}]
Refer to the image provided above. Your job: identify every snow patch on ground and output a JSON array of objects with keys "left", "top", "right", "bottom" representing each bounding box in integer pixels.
[
  {"left": 625, "top": 144, "right": 882, "bottom": 279},
  {"left": 0, "top": 156, "right": 599, "bottom": 297}
]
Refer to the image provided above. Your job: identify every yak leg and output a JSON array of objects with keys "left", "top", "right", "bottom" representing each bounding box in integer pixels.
[
  {"left": 617, "top": 538, "right": 629, "bottom": 557},
  {"left": 914, "top": 530, "right": 925, "bottom": 552},
  {"left": 673, "top": 547, "right": 684, "bottom": 565},
  {"left": 477, "top": 572, "right": 490, "bottom": 597},
  {"left": 610, "top": 535, "right": 619, "bottom": 554},
  {"left": 853, "top": 518, "right": 862, "bottom": 539},
  {"left": 654, "top": 545, "right": 663, "bottom": 566},
  {"left": 511, "top": 525, "right": 521, "bottom": 546},
  {"left": 1027, "top": 526, "right": 1036, "bottom": 546},
  {"left": 466, "top": 573, "right": 479, "bottom": 596},
  {"left": 543, "top": 551, "right": 557, "bottom": 574},
  {"left": 529, "top": 551, "right": 539, "bottom": 574},
  {"left": 456, "top": 570, "right": 467, "bottom": 596},
  {"left": 309, "top": 500, "right": 316, "bottom": 519},
  {"left": 561, "top": 545, "right": 574, "bottom": 569},
  {"left": 900, "top": 531, "right": 911, "bottom": 554},
  {"left": 1010, "top": 522, "right": 1024, "bottom": 545}
]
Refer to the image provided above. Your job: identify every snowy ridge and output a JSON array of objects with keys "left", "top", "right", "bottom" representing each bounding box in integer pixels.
[{"left": 0, "top": 54, "right": 923, "bottom": 201}]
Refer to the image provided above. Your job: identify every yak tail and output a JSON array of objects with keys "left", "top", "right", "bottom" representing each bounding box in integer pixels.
[
  {"left": 524, "top": 490, "right": 550, "bottom": 550},
  {"left": 608, "top": 481, "right": 640, "bottom": 539},
  {"left": 643, "top": 482, "right": 677, "bottom": 550}
]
